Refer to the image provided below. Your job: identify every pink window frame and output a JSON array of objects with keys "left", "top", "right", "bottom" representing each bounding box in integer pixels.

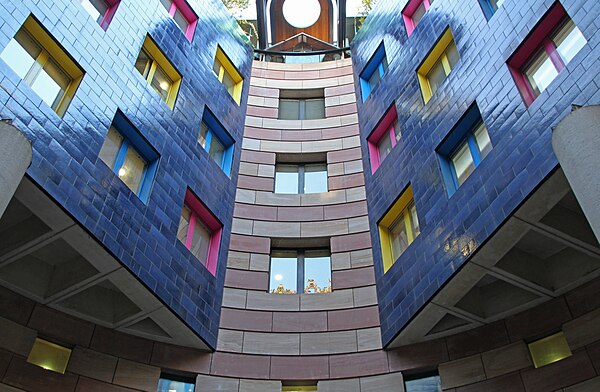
[
  {"left": 403, "top": 0, "right": 433, "bottom": 37},
  {"left": 507, "top": 2, "right": 569, "bottom": 107},
  {"left": 367, "top": 104, "right": 399, "bottom": 174},
  {"left": 99, "top": 0, "right": 120, "bottom": 30},
  {"left": 165, "top": 0, "right": 198, "bottom": 42},
  {"left": 183, "top": 190, "right": 222, "bottom": 276}
]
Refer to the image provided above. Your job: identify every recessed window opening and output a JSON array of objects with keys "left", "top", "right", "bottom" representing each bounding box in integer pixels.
[
  {"left": 404, "top": 371, "right": 442, "bottom": 392},
  {"left": 528, "top": 331, "right": 572, "bottom": 368},
  {"left": 403, "top": 0, "right": 434, "bottom": 36},
  {"left": 478, "top": 0, "right": 506, "bottom": 20},
  {"left": 79, "top": 0, "right": 120, "bottom": 29},
  {"left": 198, "top": 108, "right": 235, "bottom": 177},
  {"left": 269, "top": 241, "right": 331, "bottom": 295},
  {"left": 278, "top": 89, "right": 325, "bottom": 120},
  {"left": 177, "top": 189, "right": 223, "bottom": 276},
  {"left": 274, "top": 153, "right": 328, "bottom": 194},
  {"left": 213, "top": 46, "right": 244, "bottom": 104},
  {"left": 159, "top": 0, "right": 198, "bottom": 41},
  {"left": 134, "top": 35, "right": 182, "bottom": 109},
  {"left": 360, "top": 42, "right": 388, "bottom": 102},
  {"left": 98, "top": 111, "right": 159, "bottom": 204},
  {"left": 507, "top": 3, "right": 587, "bottom": 106},
  {"left": 0, "top": 16, "right": 84, "bottom": 117},
  {"left": 157, "top": 373, "right": 195, "bottom": 392},
  {"left": 27, "top": 338, "right": 72, "bottom": 374},
  {"left": 417, "top": 28, "right": 459, "bottom": 104},
  {"left": 367, "top": 104, "right": 401, "bottom": 173},
  {"left": 437, "top": 103, "right": 492, "bottom": 196}
]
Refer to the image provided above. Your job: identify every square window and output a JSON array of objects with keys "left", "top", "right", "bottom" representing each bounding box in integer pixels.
[
  {"left": 528, "top": 331, "right": 572, "bottom": 368},
  {"left": 507, "top": 3, "right": 587, "bottom": 106},
  {"left": 367, "top": 104, "right": 401, "bottom": 173},
  {"left": 404, "top": 372, "right": 442, "bottom": 392},
  {"left": 270, "top": 249, "right": 331, "bottom": 294},
  {"left": 274, "top": 163, "right": 328, "bottom": 194},
  {"left": 135, "top": 35, "right": 182, "bottom": 109},
  {"left": 437, "top": 104, "right": 492, "bottom": 196},
  {"left": 98, "top": 111, "right": 159, "bottom": 204},
  {"left": 79, "top": 0, "right": 120, "bottom": 30},
  {"left": 213, "top": 46, "right": 244, "bottom": 105},
  {"left": 27, "top": 338, "right": 72, "bottom": 374},
  {"left": 402, "top": 0, "right": 433, "bottom": 37},
  {"left": 278, "top": 89, "right": 325, "bottom": 120},
  {"left": 177, "top": 189, "right": 223, "bottom": 276},
  {"left": 198, "top": 108, "right": 235, "bottom": 177},
  {"left": 359, "top": 42, "right": 388, "bottom": 102},
  {"left": 0, "top": 16, "right": 84, "bottom": 117},
  {"left": 417, "top": 28, "right": 459, "bottom": 104},
  {"left": 159, "top": 0, "right": 198, "bottom": 41},
  {"left": 378, "top": 185, "right": 420, "bottom": 272},
  {"left": 157, "top": 374, "right": 195, "bottom": 392}
]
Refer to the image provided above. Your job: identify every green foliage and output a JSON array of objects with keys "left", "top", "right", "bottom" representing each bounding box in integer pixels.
[{"left": 222, "top": 0, "right": 250, "bottom": 10}]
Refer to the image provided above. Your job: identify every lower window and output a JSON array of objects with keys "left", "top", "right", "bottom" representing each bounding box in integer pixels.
[
  {"left": 176, "top": 189, "right": 223, "bottom": 276},
  {"left": 404, "top": 372, "right": 441, "bottom": 392},
  {"left": 270, "top": 250, "right": 331, "bottom": 294},
  {"left": 157, "top": 374, "right": 195, "bottom": 392}
]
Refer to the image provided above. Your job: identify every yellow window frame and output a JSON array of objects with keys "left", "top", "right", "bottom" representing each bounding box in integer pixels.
[
  {"left": 214, "top": 46, "right": 243, "bottom": 105},
  {"left": 282, "top": 386, "right": 317, "bottom": 391},
  {"left": 138, "top": 35, "right": 182, "bottom": 109},
  {"left": 379, "top": 185, "right": 418, "bottom": 273},
  {"left": 17, "top": 16, "right": 84, "bottom": 117},
  {"left": 417, "top": 27, "right": 456, "bottom": 104}
]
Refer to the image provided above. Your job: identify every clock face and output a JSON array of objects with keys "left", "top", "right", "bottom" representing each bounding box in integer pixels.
[{"left": 282, "top": 0, "right": 322, "bottom": 28}]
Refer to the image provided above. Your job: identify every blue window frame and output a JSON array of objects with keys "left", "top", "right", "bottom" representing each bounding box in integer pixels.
[
  {"left": 198, "top": 108, "right": 234, "bottom": 177},
  {"left": 359, "top": 42, "right": 388, "bottom": 102},
  {"left": 98, "top": 111, "right": 159, "bottom": 204},
  {"left": 478, "top": 0, "right": 505, "bottom": 21},
  {"left": 437, "top": 104, "right": 492, "bottom": 197}
]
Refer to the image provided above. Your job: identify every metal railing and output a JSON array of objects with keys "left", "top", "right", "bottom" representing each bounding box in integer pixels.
[{"left": 253, "top": 47, "right": 351, "bottom": 64}]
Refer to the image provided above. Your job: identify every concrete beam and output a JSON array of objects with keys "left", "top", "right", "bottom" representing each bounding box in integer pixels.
[{"left": 0, "top": 121, "right": 32, "bottom": 218}]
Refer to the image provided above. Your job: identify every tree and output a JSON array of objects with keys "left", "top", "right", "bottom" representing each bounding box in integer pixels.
[{"left": 222, "top": 0, "right": 250, "bottom": 10}]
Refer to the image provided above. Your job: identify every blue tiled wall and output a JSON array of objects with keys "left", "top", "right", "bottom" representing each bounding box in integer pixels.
[
  {"left": 351, "top": 0, "right": 600, "bottom": 347},
  {"left": 0, "top": 0, "right": 252, "bottom": 349}
]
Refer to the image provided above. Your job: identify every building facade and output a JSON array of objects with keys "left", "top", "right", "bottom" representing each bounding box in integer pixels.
[{"left": 0, "top": 0, "right": 599, "bottom": 391}]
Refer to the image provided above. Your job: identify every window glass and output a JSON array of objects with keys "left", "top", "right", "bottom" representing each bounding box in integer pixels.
[
  {"left": 80, "top": 0, "right": 109, "bottom": 22},
  {"left": 304, "top": 98, "right": 325, "bottom": 120},
  {"left": 275, "top": 165, "right": 300, "bottom": 194},
  {"left": 119, "top": 146, "right": 146, "bottom": 193},
  {"left": 173, "top": 8, "right": 189, "bottom": 32},
  {"left": 198, "top": 121, "right": 209, "bottom": 149},
  {"left": 409, "top": 203, "right": 420, "bottom": 237},
  {"left": 446, "top": 41, "right": 460, "bottom": 69},
  {"left": 279, "top": 99, "right": 300, "bottom": 120},
  {"left": 99, "top": 126, "right": 123, "bottom": 169},
  {"left": 523, "top": 50, "right": 558, "bottom": 95},
  {"left": 177, "top": 206, "right": 192, "bottom": 244},
  {"left": 474, "top": 123, "right": 492, "bottom": 159},
  {"left": 451, "top": 142, "right": 475, "bottom": 186},
  {"left": 553, "top": 21, "right": 586, "bottom": 65},
  {"left": 412, "top": 2, "right": 427, "bottom": 26},
  {"left": 368, "top": 66, "right": 381, "bottom": 90},
  {"left": 489, "top": 0, "right": 505, "bottom": 12},
  {"left": 134, "top": 49, "right": 151, "bottom": 78},
  {"left": 150, "top": 66, "right": 172, "bottom": 101},
  {"left": 427, "top": 59, "right": 447, "bottom": 95},
  {"left": 304, "top": 164, "right": 328, "bottom": 194},
  {"left": 304, "top": 253, "right": 331, "bottom": 293},
  {"left": 405, "top": 375, "right": 442, "bottom": 392},
  {"left": 157, "top": 378, "right": 195, "bottom": 392},
  {"left": 0, "top": 34, "right": 38, "bottom": 79},
  {"left": 209, "top": 135, "right": 225, "bottom": 167},
  {"left": 190, "top": 218, "right": 212, "bottom": 263},
  {"left": 392, "top": 119, "right": 402, "bottom": 144},
  {"left": 389, "top": 214, "right": 409, "bottom": 262},
  {"left": 30, "top": 61, "right": 65, "bottom": 109},
  {"left": 221, "top": 71, "right": 236, "bottom": 96},
  {"left": 377, "top": 133, "right": 393, "bottom": 163},
  {"left": 270, "top": 252, "right": 297, "bottom": 294},
  {"left": 160, "top": 0, "right": 172, "bottom": 12}
]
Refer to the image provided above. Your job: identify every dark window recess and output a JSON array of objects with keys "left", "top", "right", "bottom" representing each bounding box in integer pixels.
[{"left": 278, "top": 89, "right": 325, "bottom": 120}]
